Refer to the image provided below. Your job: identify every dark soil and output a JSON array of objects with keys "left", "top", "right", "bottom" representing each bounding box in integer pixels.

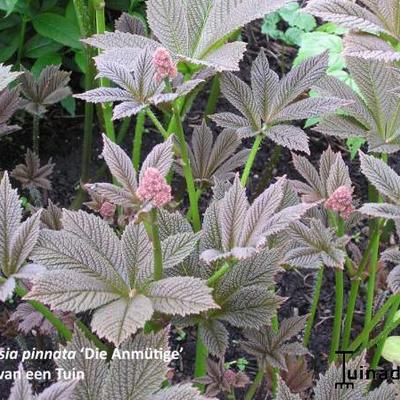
[{"left": 0, "top": 20, "right": 396, "bottom": 400}]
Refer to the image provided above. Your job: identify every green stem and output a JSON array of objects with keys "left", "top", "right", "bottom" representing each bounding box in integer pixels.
[
  {"left": 147, "top": 108, "right": 169, "bottom": 139},
  {"left": 15, "top": 286, "right": 72, "bottom": 341},
  {"left": 71, "top": 0, "right": 96, "bottom": 210},
  {"left": 32, "top": 114, "right": 40, "bottom": 155},
  {"left": 349, "top": 295, "right": 398, "bottom": 353},
  {"left": 204, "top": 75, "right": 220, "bottom": 119},
  {"left": 342, "top": 227, "right": 376, "bottom": 348},
  {"left": 241, "top": 135, "right": 263, "bottom": 186},
  {"left": 328, "top": 215, "right": 345, "bottom": 363},
  {"left": 133, "top": 111, "right": 145, "bottom": 170},
  {"left": 342, "top": 279, "right": 361, "bottom": 349},
  {"left": 329, "top": 269, "right": 344, "bottom": 363},
  {"left": 303, "top": 267, "right": 324, "bottom": 347},
  {"left": 118, "top": 117, "right": 131, "bottom": 144},
  {"left": 254, "top": 145, "right": 282, "bottom": 197},
  {"left": 150, "top": 209, "right": 163, "bottom": 281},
  {"left": 92, "top": 0, "right": 116, "bottom": 142},
  {"left": 364, "top": 225, "right": 381, "bottom": 346},
  {"left": 370, "top": 296, "right": 400, "bottom": 368},
  {"left": 173, "top": 104, "right": 201, "bottom": 232},
  {"left": 244, "top": 370, "right": 264, "bottom": 400},
  {"left": 16, "top": 16, "right": 28, "bottom": 67}
]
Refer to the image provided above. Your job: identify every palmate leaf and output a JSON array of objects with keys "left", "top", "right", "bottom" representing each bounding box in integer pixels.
[
  {"left": 84, "top": 0, "right": 287, "bottom": 72},
  {"left": 11, "top": 149, "right": 54, "bottom": 191},
  {"left": 27, "top": 210, "right": 217, "bottom": 346},
  {"left": 177, "top": 248, "right": 283, "bottom": 356},
  {"left": 193, "top": 358, "right": 250, "bottom": 397},
  {"left": 201, "top": 175, "right": 310, "bottom": 263},
  {"left": 285, "top": 219, "right": 347, "bottom": 269},
  {"left": 180, "top": 122, "right": 249, "bottom": 184},
  {"left": 76, "top": 48, "right": 203, "bottom": 119},
  {"left": 211, "top": 51, "right": 340, "bottom": 151},
  {"left": 20, "top": 65, "right": 71, "bottom": 116},
  {"left": 313, "top": 52, "right": 400, "bottom": 152},
  {"left": 241, "top": 315, "right": 308, "bottom": 370}
]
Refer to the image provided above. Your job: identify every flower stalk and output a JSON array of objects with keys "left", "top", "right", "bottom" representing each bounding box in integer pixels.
[
  {"left": 150, "top": 208, "right": 163, "bottom": 281},
  {"left": 303, "top": 266, "right": 324, "bottom": 346}
]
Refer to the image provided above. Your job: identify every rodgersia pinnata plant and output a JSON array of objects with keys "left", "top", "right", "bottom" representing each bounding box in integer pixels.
[{"left": 4, "top": 0, "right": 400, "bottom": 398}]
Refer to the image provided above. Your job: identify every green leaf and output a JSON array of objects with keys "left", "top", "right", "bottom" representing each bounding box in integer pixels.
[
  {"left": 61, "top": 96, "right": 76, "bottom": 116},
  {"left": 32, "top": 12, "right": 82, "bottom": 49},
  {"left": 292, "top": 13, "right": 316, "bottom": 32},
  {"left": 347, "top": 137, "right": 366, "bottom": 160},
  {"left": 284, "top": 27, "right": 304, "bottom": 46},
  {"left": 261, "top": 11, "right": 280, "bottom": 37},
  {"left": 382, "top": 336, "right": 400, "bottom": 364},
  {"left": 107, "top": 0, "right": 129, "bottom": 11},
  {"left": 0, "top": 14, "right": 19, "bottom": 30},
  {"left": 278, "top": 2, "right": 299, "bottom": 21},
  {"left": 31, "top": 52, "right": 62, "bottom": 77},
  {"left": 74, "top": 50, "right": 87, "bottom": 73},
  {"left": 65, "top": 0, "right": 79, "bottom": 26},
  {"left": 0, "top": 0, "right": 18, "bottom": 17},
  {"left": 0, "top": 34, "right": 18, "bottom": 62},
  {"left": 294, "top": 32, "right": 344, "bottom": 72},
  {"left": 24, "top": 34, "right": 63, "bottom": 58},
  {"left": 279, "top": 3, "right": 316, "bottom": 32}
]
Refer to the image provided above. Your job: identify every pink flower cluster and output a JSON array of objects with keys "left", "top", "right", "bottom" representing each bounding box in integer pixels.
[
  {"left": 153, "top": 47, "right": 177, "bottom": 83},
  {"left": 136, "top": 167, "right": 172, "bottom": 207},
  {"left": 325, "top": 185, "right": 355, "bottom": 219}
]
